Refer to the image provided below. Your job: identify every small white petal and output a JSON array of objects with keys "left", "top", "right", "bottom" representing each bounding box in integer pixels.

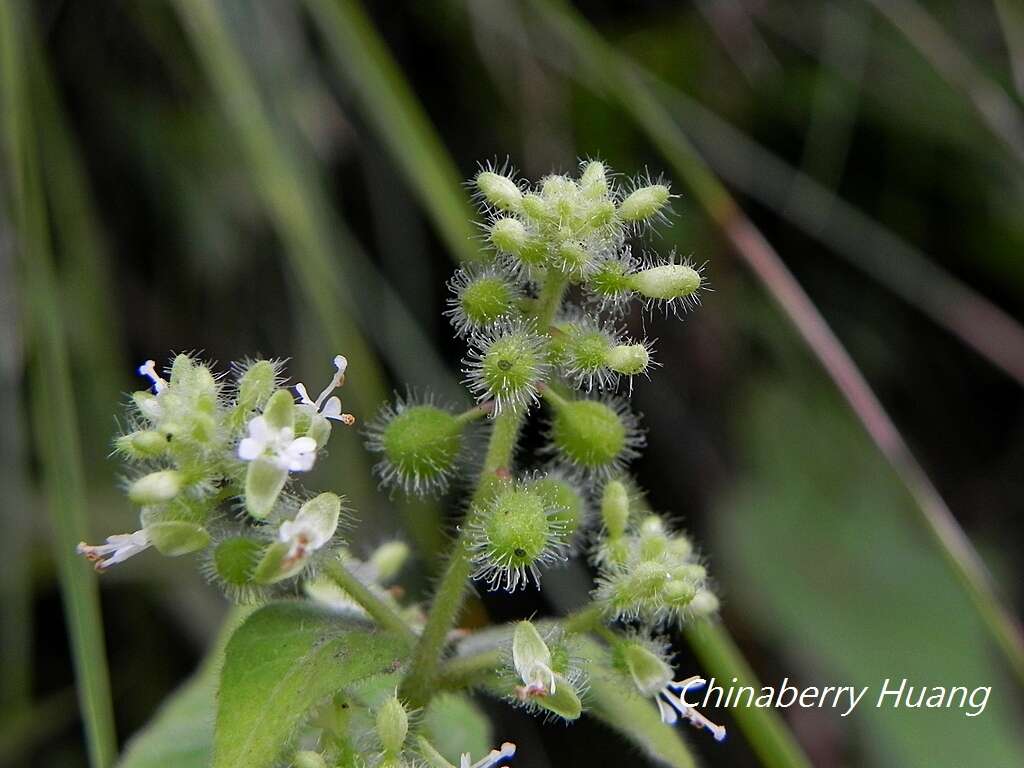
[
  {"left": 294, "top": 382, "right": 315, "bottom": 407},
  {"left": 320, "top": 396, "right": 343, "bottom": 420},
  {"left": 238, "top": 437, "right": 263, "bottom": 461}
]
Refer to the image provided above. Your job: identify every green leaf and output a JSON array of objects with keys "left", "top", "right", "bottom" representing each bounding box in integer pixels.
[
  {"left": 213, "top": 601, "right": 409, "bottom": 768},
  {"left": 578, "top": 637, "right": 697, "bottom": 768},
  {"left": 422, "top": 693, "right": 493, "bottom": 765}
]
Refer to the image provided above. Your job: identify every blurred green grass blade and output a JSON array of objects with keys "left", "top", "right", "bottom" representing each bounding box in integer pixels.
[
  {"left": 171, "top": 0, "right": 386, "bottom": 409},
  {"left": 864, "top": 0, "right": 1024, "bottom": 170},
  {"left": 0, "top": 687, "right": 78, "bottom": 765},
  {"left": 717, "top": 376, "right": 1024, "bottom": 766},
  {"left": 528, "top": 0, "right": 1024, "bottom": 690},
  {"left": 685, "top": 622, "right": 811, "bottom": 768},
  {"left": 28, "top": 19, "right": 126, "bottom": 461},
  {"left": 645, "top": 76, "right": 1024, "bottom": 387},
  {"left": 303, "top": 0, "right": 478, "bottom": 263},
  {"left": 0, "top": 3, "right": 118, "bottom": 767},
  {"left": 0, "top": 200, "right": 32, "bottom": 720},
  {"left": 995, "top": 0, "right": 1024, "bottom": 98}
]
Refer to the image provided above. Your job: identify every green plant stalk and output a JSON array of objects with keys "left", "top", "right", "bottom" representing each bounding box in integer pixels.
[
  {"left": 437, "top": 649, "right": 505, "bottom": 691},
  {"left": 302, "top": 0, "right": 478, "bottom": 263},
  {"left": 686, "top": 621, "right": 811, "bottom": 768},
  {"left": 324, "top": 560, "right": 418, "bottom": 645},
  {"left": 401, "top": 273, "right": 570, "bottom": 707},
  {"left": 0, "top": 3, "right": 118, "bottom": 766},
  {"left": 531, "top": 0, "right": 1024, "bottom": 690}
]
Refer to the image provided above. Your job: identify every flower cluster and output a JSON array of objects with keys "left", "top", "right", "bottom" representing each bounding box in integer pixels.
[
  {"left": 84, "top": 160, "right": 723, "bottom": 768},
  {"left": 79, "top": 353, "right": 352, "bottom": 598},
  {"left": 368, "top": 160, "right": 722, "bottom": 741}
]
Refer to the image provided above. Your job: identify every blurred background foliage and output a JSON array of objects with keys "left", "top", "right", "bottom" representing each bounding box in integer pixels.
[{"left": 1, "top": 1, "right": 1023, "bottom": 766}]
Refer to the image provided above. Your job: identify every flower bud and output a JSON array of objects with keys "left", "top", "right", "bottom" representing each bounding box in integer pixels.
[
  {"left": 545, "top": 394, "right": 642, "bottom": 478},
  {"left": 689, "top": 589, "right": 720, "bottom": 617},
  {"left": 476, "top": 170, "right": 522, "bottom": 211},
  {"left": 629, "top": 262, "right": 701, "bottom": 302},
  {"left": 236, "top": 359, "right": 278, "bottom": 413},
  {"left": 369, "top": 540, "right": 411, "bottom": 583},
  {"left": 489, "top": 217, "right": 528, "bottom": 255},
  {"left": 604, "top": 343, "right": 650, "bottom": 376},
  {"left": 513, "top": 621, "right": 554, "bottom": 695},
  {"left": 169, "top": 353, "right": 195, "bottom": 385},
  {"left": 376, "top": 696, "right": 409, "bottom": 755},
  {"left": 579, "top": 160, "right": 608, "bottom": 199},
  {"left": 555, "top": 241, "right": 592, "bottom": 277},
  {"left": 464, "top": 320, "right": 549, "bottom": 415},
  {"left": 621, "top": 642, "right": 673, "bottom": 698},
  {"left": 601, "top": 481, "right": 630, "bottom": 538},
  {"left": 617, "top": 184, "right": 670, "bottom": 223},
  {"left": 145, "top": 521, "right": 210, "bottom": 556},
  {"left": 520, "top": 193, "right": 550, "bottom": 222},
  {"left": 128, "top": 470, "right": 183, "bottom": 505},
  {"left": 541, "top": 174, "right": 576, "bottom": 200},
  {"left": 368, "top": 400, "right": 464, "bottom": 495},
  {"left": 117, "top": 429, "right": 168, "bottom": 459}
]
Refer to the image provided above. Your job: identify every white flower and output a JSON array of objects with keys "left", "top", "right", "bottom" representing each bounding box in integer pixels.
[
  {"left": 295, "top": 355, "right": 355, "bottom": 425},
  {"left": 655, "top": 676, "right": 726, "bottom": 742},
  {"left": 278, "top": 510, "right": 334, "bottom": 564},
  {"left": 512, "top": 622, "right": 556, "bottom": 698},
  {"left": 460, "top": 742, "right": 516, "bottom": 768},
  {"left": 77, "top": 530, "right": 151, "bottom": 571},
  {"left": 238, "top": 416, "right": 317, "bottom": 471}
]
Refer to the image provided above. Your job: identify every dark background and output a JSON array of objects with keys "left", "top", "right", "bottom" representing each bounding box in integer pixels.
[{"left": 3, "top": 1, "right": 1023, "bottom": 766}]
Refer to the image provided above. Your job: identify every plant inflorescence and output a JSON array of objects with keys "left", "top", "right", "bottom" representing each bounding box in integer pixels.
[{"left": 81, "top": 160, "right": 723, "bottom": 768}]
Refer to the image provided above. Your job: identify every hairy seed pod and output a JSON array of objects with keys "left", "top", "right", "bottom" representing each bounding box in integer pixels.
[
  {"left": 545, "top": 393, "right": 644, "bottom": 478},
  {"left": 463, "top": 319, "right": 550, "bottom": 415},
  {"left": 469, "top": 481, "right": 569, "bottom": 591},
  {"left": 366, "top": 397, "right": 465, "bottom": 495}
]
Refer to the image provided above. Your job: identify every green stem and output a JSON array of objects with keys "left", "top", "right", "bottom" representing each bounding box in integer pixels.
[
  {"left": 437, "top": 649, "right": 505, "bottom": 691},
  {"left": 562, "top": 604, "right": 604, "bottom": 634},
  {"left": 323, "top": 560, "right": 417, "bottom": 645},
  {"left": 685, "top": 621, "right": 812, "bottom": 768},
  {"left": 0, "top": 4, "right": 117, "bottom": 765},
  {"left": 401, "top": 274, "right": 570, "bottom": 708}
]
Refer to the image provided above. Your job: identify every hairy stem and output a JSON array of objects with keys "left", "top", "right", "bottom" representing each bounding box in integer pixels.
[
  {"left": 400, "top": 272, "right": 569, "bottom": 708},
  {"left": 437, "top": 649, "right": 505, "bottom": 691},
  {"left": 323, "top": 560, "right": 417, "bottom": 645}
]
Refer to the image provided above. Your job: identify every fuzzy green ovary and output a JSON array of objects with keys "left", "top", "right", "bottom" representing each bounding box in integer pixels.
[
  {"left": 214, "top": 537, "right": 263, "bottom": 586},
  {"left": 383, "top": 406, "right": 461, "bottom": 477},
  {"left": 460, "top": 277, "right": 517, "bottom": 327},
  {"left": 551, "top": 400, "right": 626, "bottom": 467},
  {"left": 485, "top": 490, "right": 550, "bottom": 566},
  {"left": 482, "top": 335, "right": 543, "bottom": 397}
]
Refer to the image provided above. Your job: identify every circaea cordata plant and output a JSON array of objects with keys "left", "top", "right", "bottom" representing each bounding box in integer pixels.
[{"left": 81, "top": 160, "right": 722, "bottom": 768}]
